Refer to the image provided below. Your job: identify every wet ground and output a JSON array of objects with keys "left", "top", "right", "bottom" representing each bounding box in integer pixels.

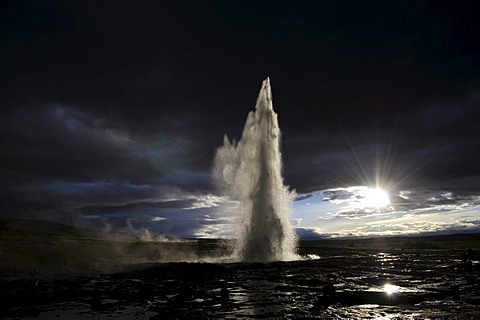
[{"left": 2, "top": 247, "right": 480, "bottom": 319}]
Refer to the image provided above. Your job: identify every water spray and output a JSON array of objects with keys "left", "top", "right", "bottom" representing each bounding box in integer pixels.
[{"left": 214, "top": 78, "right": 298, "bottom": 262}]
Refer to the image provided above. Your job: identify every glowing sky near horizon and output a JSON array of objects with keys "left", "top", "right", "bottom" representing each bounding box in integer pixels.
[
  {"left": 76, "top": 182, "right": 480, "bottom": 239},
  {"left": 289, "top": 186, "right": 480, "bottom": 239}
]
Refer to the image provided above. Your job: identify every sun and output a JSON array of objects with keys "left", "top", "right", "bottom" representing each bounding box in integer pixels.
[{"left": 361, "top": 188, "right": 391, "bottom": 208}]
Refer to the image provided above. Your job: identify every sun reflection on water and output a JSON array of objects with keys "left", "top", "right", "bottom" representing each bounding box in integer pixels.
[{"left": 383, "top": 284, "right": 400, "bottom": 295}]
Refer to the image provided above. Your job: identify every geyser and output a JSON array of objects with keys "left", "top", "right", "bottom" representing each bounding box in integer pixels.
[{"left": 214, "top": 78, "right": 297, "bottom": 262}]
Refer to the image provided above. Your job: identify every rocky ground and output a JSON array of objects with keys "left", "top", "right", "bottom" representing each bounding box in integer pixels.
[
  {"left": 2, "top": 220, "right": 480, "bottom": 318},
  {"left": 2, "top": 247, "right": 480, "bottom": 319}
]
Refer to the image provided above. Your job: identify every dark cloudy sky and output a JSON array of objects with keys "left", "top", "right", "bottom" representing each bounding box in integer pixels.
[{"left": 1, "top": 1, "right": 480, "bottom": 238}]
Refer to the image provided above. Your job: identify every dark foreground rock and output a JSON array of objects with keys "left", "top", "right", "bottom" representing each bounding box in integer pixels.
[{"left": 2, "top": 249, "right": 480, "bottom": 319}]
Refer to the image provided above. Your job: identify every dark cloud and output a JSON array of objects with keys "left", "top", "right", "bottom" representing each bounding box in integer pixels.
[
  {"left": 0, "top": 106, "right": 161, "bottom": 183},
  {"left": 80, "top": 198, "right": 216, "bottom": 216},
  {"left": 295, "top": 228, "right": 325, "bottom": 240}
]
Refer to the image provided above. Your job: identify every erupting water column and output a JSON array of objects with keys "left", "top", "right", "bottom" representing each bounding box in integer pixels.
[{"left": 214, "top": 78, "right": 298, "bottom": 262}]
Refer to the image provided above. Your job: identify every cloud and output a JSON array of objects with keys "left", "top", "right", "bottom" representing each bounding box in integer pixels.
[
  {"left": 0, "top": 107, "right": 161, "bottom": 183},
  {"left": 194, "top": 222, "right": 236, "bottom": 239},
  {"left": 326, "top": 208, "right": 395, "bottom": 220},
  {"left": 0, "top": 105, "right": 216, "bottom": 225},
  {"left": 292, "top": 187, "right": 480, "bottom": 237},
  {"left": 74, "top": 191, "right": 236, "bottom": 238},
  {"left": 187, "top": 195, "right": 223, "bottom": 210},
  {"left": 331, "top": 207, "right": 480, "bottom": 238},
  {"left": 337, "top": 219, "right": 480, "bottom": 238},
  {"left": 80, "top": 199, "right": 194, "bottom": 215},
  {"left": 295, "top": 227, "right": 325, "bottom": 240},
  {"left": 80, "top": 193, "right": 226, "bottom": 215}
]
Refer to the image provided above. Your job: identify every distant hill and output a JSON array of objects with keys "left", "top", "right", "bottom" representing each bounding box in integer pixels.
[
  {"left": 0, "top": 219, "right": 101, "bottom": 238},
  {"left": 0, "top": 219, "right": 216, "bottom": 279},
  {"left": 0, "top": 218, "right": 186, "bottom": 243},
  {"left": 301, "top": 233, "right": 480, "bottom": 251}
]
